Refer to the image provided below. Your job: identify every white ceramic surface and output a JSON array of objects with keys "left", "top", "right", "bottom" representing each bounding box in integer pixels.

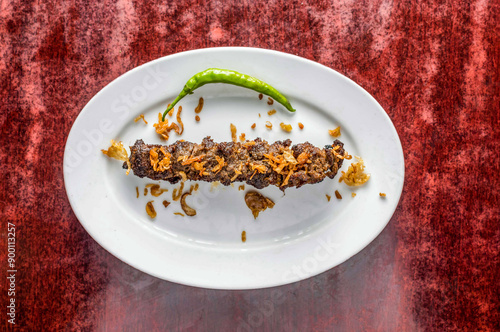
[{"left": 63, "top": 47, "right": 404, "bottom": 289}]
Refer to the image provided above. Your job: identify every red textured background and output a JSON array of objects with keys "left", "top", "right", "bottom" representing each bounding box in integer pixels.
[{"left": 1, "top": 0, "right": 499, "bottom": 331}]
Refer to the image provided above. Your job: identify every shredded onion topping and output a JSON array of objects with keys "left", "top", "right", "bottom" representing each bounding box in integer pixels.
[
  {"left": 250, "top": 163, "right": 267, "bottom": 174},
  {"left": 101, "top": 140, "right": 131, "bottom": 175},
  {"left": 329, "top": 127, "right": 341, "bottom": 137},
  {"left": 280, "top": 122, "right": 292, "bottom": 132},
  {"left": 212, "top": 156, "right": 226, "bottom": 174},
  {"left": 194, "top": 97, "right": 204, "bottom": 113},
  {"left": 172, "top": 182, "right": 185, "bottom": 201},
  {"left": 335, "top": 190, "right": 342, "bottom": 199},
  {"left": 146, "top": 201, "right": 156, "bottom": 219},
  {"left": 176, "top": 106, "right": 184, "bottom": 135},
  {"left": 134, "top": 114, "right": 148, "bottom": 124},
  {"left": 178, "top": 171, "right": 187, "bottom": 182},
  {"left": 339, "top": 157, "right": 370, "bottom": 186},
  {"left": 146, "top": 184, "right": 168, "bottom": 197},
  {"left": 153, "top": 112, "right": 180, "bottom": 140},
  {"left": 180, "top": 192, "right": 197, "bottom": 216},
  {"left": 150, "top": 147, "right": 172, "bottom": 172},
  {"left": 263, "top": 150, "right": 297, "bottom": 186}
]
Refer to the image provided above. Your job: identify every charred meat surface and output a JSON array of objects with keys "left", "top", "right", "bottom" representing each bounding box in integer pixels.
[{"left": 125, "top": 137, "right": 346, "bottom": 190}]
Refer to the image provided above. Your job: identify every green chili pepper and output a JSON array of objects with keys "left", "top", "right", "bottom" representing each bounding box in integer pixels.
[{"left": 162, "top": 68, "right": 296, "bottom": 120}]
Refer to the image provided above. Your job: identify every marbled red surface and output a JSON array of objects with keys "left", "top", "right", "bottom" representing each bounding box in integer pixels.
[{"left": 1, "top": 0, "right": 499, "bottom": 331}]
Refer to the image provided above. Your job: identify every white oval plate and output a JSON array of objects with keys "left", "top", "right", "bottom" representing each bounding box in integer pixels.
[{"left": 64, "top": 47, "right": 404, "bottom": 290}]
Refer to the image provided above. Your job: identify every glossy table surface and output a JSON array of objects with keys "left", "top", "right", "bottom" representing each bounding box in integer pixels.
[{"left": 1, "top": 0, "right": 498, "bottom": 331}]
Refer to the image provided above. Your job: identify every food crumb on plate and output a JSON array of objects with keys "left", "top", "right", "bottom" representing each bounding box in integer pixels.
[
  {"left": 181, "top": 192, "right": 196, "bottom": 216},
  {"left": 379, "top": 193, "right": 386, "bottom": 197},
  {"left": 172, "top": 182, "right": 184, "bottom": 201},
  {"left": 352, "top": 193, "right": 356, "bottom": 198},
  {"left": 280, "top": 122, "right": 292, "bottom": 132},
  {"left": 146, "top": 184, "right": 168, "bottom": 197},
  {"left": 335, "top": 190, "right": 342, "bottom": 199},
  {"left": 146, "top": 201, "right": 156, "bottom": 219},
  {"left": 268, "top": 109, "right": 276, "bottom": 116},
  {"left": 176, "top": 106, "right": 184, "bottom": 134},
  {"left": 326, "top": 194, "right": 331, "bottom": 202},
  {"left": 194, "top": 97, "right": 204, "bottom": 113},
  {"left": 339, "top": 157, "right": 370, "bottom": 186},
  {"left": 230, "top": 123, "right": 237, "bottom": 142},
  {"left": 298, "top": 122, "right": 304, "bottom": 129},
  {"left": 241, "top": 230, "right": 247, "bottom": 243},
  {"left": 153, "top": 110, "right": 182, "bottom": 140},
  {"left": 245, "top": 192, "right": 275, "bottom": 219},
  {"left": 134, "top": 114, "right": 148, "bottom": 124},
  {"left": 329, "top": 126, "right": 341, "bottom": 137}
]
